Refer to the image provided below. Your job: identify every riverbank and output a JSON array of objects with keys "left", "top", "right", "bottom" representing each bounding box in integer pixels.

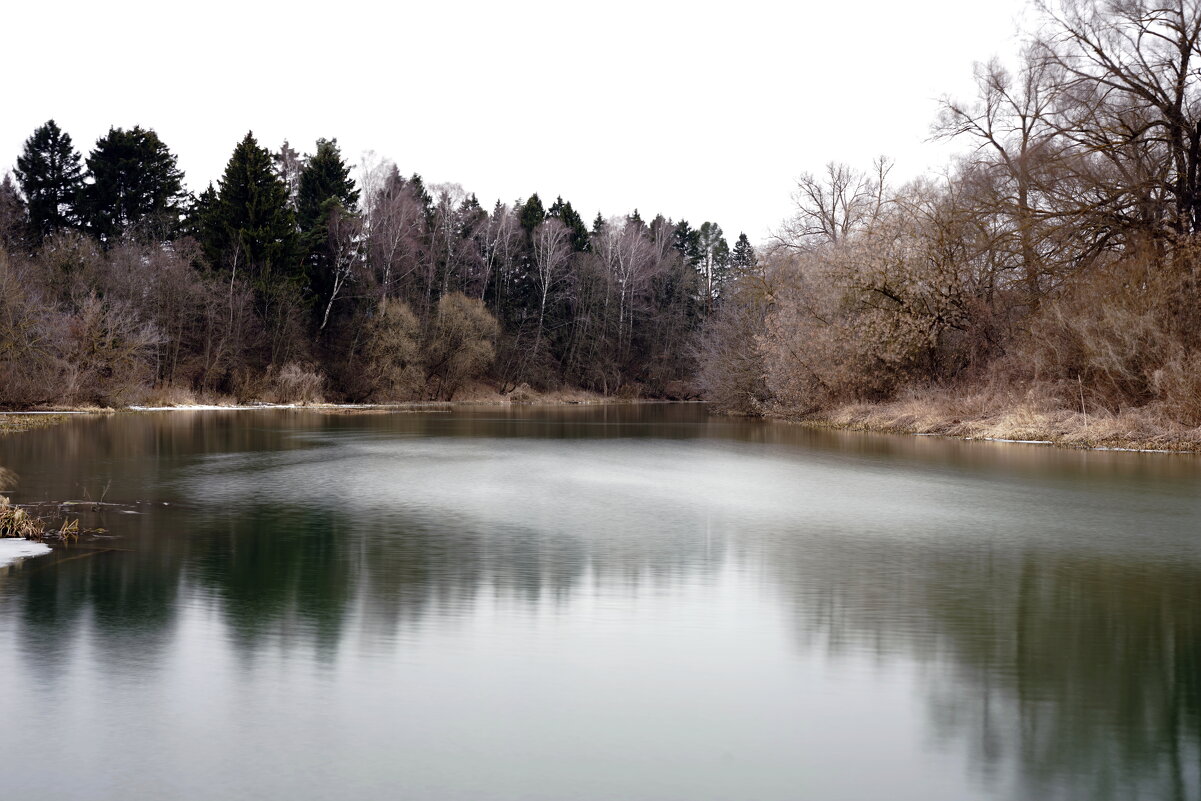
[
  {"left": 2, "top": 388, "right": 669, "bottom": 417},
  {"left": 775, "top": 393, "right": 1201, "bottom": 452},
  {"left": 0, "top": 413, "right": 74, "bottom": 435}
]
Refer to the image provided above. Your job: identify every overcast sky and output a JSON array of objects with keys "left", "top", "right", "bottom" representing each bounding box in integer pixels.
[{"left": 5, "top": 0, "right": 1034, "bottom": 243}]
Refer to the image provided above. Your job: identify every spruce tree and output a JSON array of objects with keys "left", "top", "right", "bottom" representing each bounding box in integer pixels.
[
  {"left": 731, "top": 233, "right": 757, "bottom": 271},
  {"left": 14, "top": 120, "right": 83, "bottom": 244},
  {"left": 0, "top": 173, "right": 29, "bottom": 251},
  {"left": 297, "top": 138, "right": 359, "bottom": 322},
  {"left": 408, "top": 173, "right": 433, "bottom": 220},
  {"left": 547, "top": 196, "right": 590, "bottom": 252},
  {"left": 202, "top": 132, "right": 298, "bottom": 287},
  {"left": 518, "top": 194, "right": 545, "bottom": 233},
  {"left": 79, "top": 126, "right": 186, "bottom": 243},
  {"left": 297, "top": 138, "right": 358, "bottom": 232},
  {"left": 673, "top": 220, "right": 702, "bottom": 268}
]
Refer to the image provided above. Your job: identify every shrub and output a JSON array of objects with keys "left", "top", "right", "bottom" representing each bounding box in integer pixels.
[
  {"left": 362, "top": 298, "right": 425, "bottom": 401},
  {"left": 424, "top": 293, "right": 498, "bottom": 400}
]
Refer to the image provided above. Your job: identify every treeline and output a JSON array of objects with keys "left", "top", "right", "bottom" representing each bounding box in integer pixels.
[
  {"left": 0, "top": 124, "right": 755, "bottom": 406},
  {"left": 701, "top": 0, "right": 1201, "bottom": 431}
]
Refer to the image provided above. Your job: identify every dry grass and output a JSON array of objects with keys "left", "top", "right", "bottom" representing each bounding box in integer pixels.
[
  {"left": 797, "top": 389, "right": 1201, "bottom": 451},
  {"left": 0, "top": 414, "right": 70, "bottom": 435},
  {"left": 133, "top": 384, "right": 237, "bottom": 408},
  {"left": 0, "top": 495, "right": 83, "bottom": 541}
]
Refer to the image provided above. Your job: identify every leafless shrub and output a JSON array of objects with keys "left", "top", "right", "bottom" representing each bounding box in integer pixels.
[
  {"left": 507, "top": 382, "right": 538, "bottom": 403},
  {"left": 264, "top": 363, "right": 326, "bottom": 404},
  {"left": 362, "top": 298, "right": 425, "bottom": 401},
  {"left": 424, "top": 292, "right": 498, "bottom": 400},
  {"left": 1150, "top": 349, "right": 1201, "bottom": 427},
  {"left": 63, "top": 293, "right": 162, "bottom": 406}
]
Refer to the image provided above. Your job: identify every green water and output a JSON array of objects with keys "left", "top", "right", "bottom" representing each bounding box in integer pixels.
[{"left": 0, "top": 405, "right": 1198, "bottom": 800}]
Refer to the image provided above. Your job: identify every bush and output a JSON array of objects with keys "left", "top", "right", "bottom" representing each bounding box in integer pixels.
[
  {"left": 265, "top": 363, "right": 325, "bottom": 404},
  {"left": 362, "top": 299, "right": 425, "bottom": 401},
  {"left": 424, "top": 293, "right": 498, "bottom": 400}
]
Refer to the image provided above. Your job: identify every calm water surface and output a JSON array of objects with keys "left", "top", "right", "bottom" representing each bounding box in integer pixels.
[{"left": 1, "top": 404, "right": 1198, "bottom": 800}]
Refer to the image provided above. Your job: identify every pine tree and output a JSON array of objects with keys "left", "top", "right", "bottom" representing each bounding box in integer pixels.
[
  {"left": 14, "top": 120, "right": 83, "bottom": 244},
  {"left": 79, "top": 126, "right": 186, "bottom": 243}
]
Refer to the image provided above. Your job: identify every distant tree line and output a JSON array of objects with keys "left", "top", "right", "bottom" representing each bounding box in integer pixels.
[
  {"left": 701, "top": 0, "right": 1201, "bottom": 430},
  {"left": 0, "top": 123, "right": 755, "bottom": 406}
]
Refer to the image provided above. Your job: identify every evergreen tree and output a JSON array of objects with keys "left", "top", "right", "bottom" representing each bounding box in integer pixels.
[
  {"left": 673, "top": 220, "right": 702, "bottom": 268},
  {"left": 408, "top": 173, "right": 434, "bottom": 220},
  {"left": 592, "top": 212, "right": 606, "bottom": 235},
  {"left": 0, "top": 173, "right": 29, "bottom": 251},
  {"left": 518, "top": 193, "right": 545, "bottom": 233},
  {"left": 14, "top": 120, "right": 83, "bottom": 244},
  {"left": 459, "top": 193, "right": 485, "bottom": 230},
  {"left": 297, "top": 139, "right": 359, "bottom": 321},
  {"left": 547, "top": 196, "right": 590, "bottom": 252},
  {"left": 202, "top": 132, "right": 298, "bottom": 286},
  {"left": 731, "top": 232, "right": 757, "bottom": 271},
  {"left": 79, "top": 126, "right": 186, "bottom": 243},
  {"left": 297, "top": 138, "right": 358, "bottom": 232},
  {"left": 181, "top": 183, "right": 217, "bottom": 243}
]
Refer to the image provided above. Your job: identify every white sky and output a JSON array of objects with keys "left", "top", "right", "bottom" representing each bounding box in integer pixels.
[{"left": 4, "top": 0, "right": 1034, "bottom": 243}]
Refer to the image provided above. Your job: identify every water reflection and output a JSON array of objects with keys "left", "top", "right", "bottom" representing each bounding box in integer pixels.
[{"left": 0, "top": 405, "right": 1198, "bottom": 801}]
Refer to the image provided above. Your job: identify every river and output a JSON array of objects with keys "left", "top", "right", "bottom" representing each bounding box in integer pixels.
[{"left": 0, "top": 404, "right": 1197, "bottom": 800}]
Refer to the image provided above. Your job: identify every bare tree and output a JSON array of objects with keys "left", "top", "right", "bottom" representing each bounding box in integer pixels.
[
  {"left": 319, "top": 203, "right": 363, "bottom": 331},
  {"left": 778, "top": 157, "right": 893, "bottom": 248},
  {"left": 1037, "top": 0, "right": 1201, "bottom": 241},
  {"left": 937, "top": 49, "right": 1065, "bottom": 300},
  {"left": 364, "top": 164, "right": 423, "bottom": 302},
  {"left": 530, "top": 217, "right": 572, "bottom": 353}
]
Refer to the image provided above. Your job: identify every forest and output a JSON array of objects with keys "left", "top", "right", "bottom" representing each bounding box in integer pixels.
[
  {"left": 0, "top": 124, "right": 753, "bottom": 406},
  {"left": 699, "top": 0, "right": 1201, "bottom": 442},
  {"left": 5, "top": 0, "right": 1201, "bottom": 441}
]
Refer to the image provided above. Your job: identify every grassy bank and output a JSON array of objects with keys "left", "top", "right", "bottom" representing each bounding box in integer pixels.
[
  {"left": 0, "top": 413, "right": 73, "bottom": 436},
  {"left": 775, "top": 392, "right": 1201, "bottom": 452}
]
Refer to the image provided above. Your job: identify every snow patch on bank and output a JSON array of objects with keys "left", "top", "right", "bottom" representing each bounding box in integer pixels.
[{"left": 0, "top": 539, "right": 52, "bottom": 568}]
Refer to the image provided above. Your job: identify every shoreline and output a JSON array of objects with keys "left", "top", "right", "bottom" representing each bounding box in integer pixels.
[
  {"left": 766, "top": 398, "right": 1201, "bottom": 454},
  {"left": 1, "top": 395, "right": 681, "bottom": 420},
  {"left": 7, "top": 396, "right": 1197, "bottom": 455},
  {"left": 0, "top": 538, "right": 52, "bottom": 569}
]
